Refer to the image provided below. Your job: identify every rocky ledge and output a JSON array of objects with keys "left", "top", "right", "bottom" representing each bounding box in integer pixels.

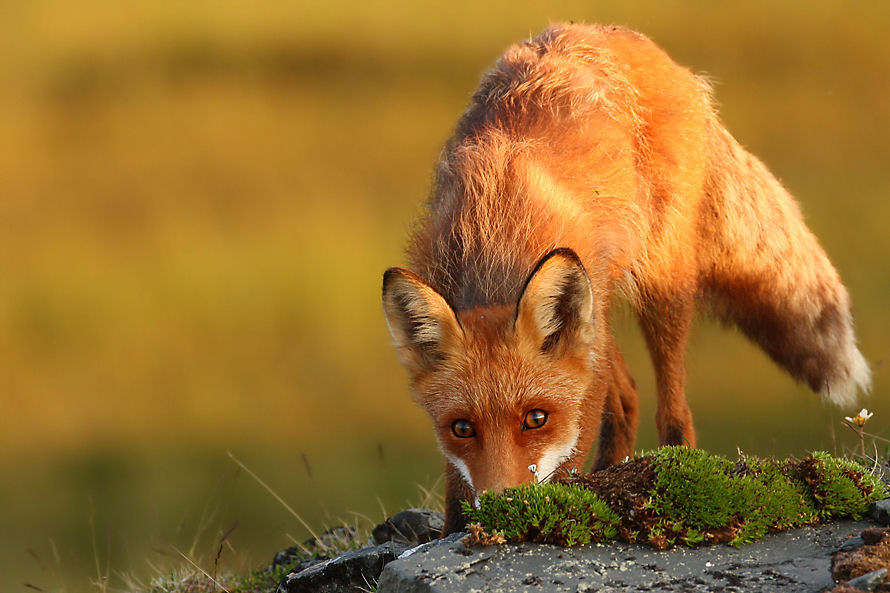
[{"left": 274, "top": 501, "right": 890, "bottom": 593}]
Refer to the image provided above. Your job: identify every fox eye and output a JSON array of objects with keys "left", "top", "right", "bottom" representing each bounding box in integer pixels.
[
  {"left": 523, "top": 409, "right": 548, "bottom": 430},
  {"left": 451, "top": 419, "right": 475, "bottom": 438}
]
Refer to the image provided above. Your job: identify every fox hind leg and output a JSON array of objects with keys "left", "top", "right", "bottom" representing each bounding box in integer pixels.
[{"left": 638, "top": 287, "right": 697, "bottom": 447}]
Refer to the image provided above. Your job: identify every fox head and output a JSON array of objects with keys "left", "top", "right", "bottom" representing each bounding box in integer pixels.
[{"left": 382, "top": 248, "right": 597, "bottom": 497}]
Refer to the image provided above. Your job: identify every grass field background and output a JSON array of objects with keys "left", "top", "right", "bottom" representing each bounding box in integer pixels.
[{"left": 2, "top": 1, "right": 889, "bottom": 591}]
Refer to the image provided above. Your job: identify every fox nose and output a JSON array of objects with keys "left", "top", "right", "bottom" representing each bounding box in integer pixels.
[
  {"left": 476, "top": 465, "right": 537, "bottom": 494},
  {"left": 475, "top": 475, "right": 509, "bottom": 494},
  {"left": 482, "top": 482, "right": 506, "bottom": 494}
]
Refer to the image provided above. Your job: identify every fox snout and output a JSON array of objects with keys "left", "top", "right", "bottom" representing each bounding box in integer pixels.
[
  {"left": 460, "top": 444, "right": 541, "bottom": 495},
  {"left": 443, "top": 415, "right": 582, "bottom": 497}
]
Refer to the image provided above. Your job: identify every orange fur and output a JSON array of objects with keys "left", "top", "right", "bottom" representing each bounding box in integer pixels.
[{"left": 382, "top": 23, "right": 869, "bottom": 534}]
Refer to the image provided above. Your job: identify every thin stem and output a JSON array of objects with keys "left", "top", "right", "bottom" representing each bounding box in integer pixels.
[{"left": 859, "top": 426, "right": 867, "bottom": 460}]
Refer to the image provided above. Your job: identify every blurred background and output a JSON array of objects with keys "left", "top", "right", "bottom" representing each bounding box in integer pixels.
[{"left": 1, "top": 1, "right": 888, "bottom": 591}]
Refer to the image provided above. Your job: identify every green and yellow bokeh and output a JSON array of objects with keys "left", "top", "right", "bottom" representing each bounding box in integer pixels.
[{"left": 2, "top": 2, "right": 888, "bottom": 591}]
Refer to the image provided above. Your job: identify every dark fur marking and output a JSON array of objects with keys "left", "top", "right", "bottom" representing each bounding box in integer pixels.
[
  {"left": 443, "top": 462, "right": 475, "bottom": 535},
  {"left": 705, "top": 270, "right": 851, "bottom": 396},
  {"left": 661, "top": 423, "right": 688, "bottom": 447},
  {"left": 383, "top": 268, "right": 465, "bottom": 367},
  {"left": 514, "top": 248, "right": 585, "bottom": 318},
  {"left": 541, "top": 281, "right": 584, "bottom": 353},
  {"left": 516, "top": 249, "right": 591, "bottom": 354}
]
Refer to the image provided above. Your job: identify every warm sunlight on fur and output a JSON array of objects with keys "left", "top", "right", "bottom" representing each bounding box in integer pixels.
[{"left": 384, "top": 22, "right": 869, "bottom": 535}]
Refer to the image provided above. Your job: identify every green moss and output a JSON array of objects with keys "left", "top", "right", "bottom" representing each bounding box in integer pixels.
[
  {"left": 649, "top": 447, "right": 736, "bottom": 529},
  {"left": 464, "top": 448, "right": 887, "bottom": 550},
  {"left": 461, "top": 481, "right": 620, "bottom": 546},
  {"left": 800, "top": 451, "right": 888, "bottom": 519},
  {"left": 728, "top": 456, "right": 819, "bottom": 545}
]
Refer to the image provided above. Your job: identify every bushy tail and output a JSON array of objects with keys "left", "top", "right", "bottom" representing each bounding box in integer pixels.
[{"left": 699, "top": 121, "right": 870, "bottom": 405}]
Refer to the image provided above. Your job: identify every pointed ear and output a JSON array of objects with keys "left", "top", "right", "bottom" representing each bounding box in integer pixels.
[
  {"left": 515, "top": 248, "right": 594, "bottom": 356},
  {"left": 382, "top": 268, "right": 463, "bottom": 375}
]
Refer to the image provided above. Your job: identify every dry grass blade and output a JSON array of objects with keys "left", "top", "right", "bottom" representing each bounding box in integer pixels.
[
  {"left": 171, "top": 546, "right": 230, "bottom": 593},
  {"left": 213, "top": 521, "right": 239, "bottom": 578},
  {"left": 415, "top": 474, "right": 444, "bottom": 511},
  {"left": 226, "top": 451, "right": 329, "bottom": 553},
  {"left": 89, "top": 499, "right": 109, "bottom": 593}
]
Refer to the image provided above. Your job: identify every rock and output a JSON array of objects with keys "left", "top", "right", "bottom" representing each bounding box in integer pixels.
[
  {"left": 271, "top": 511, "right": 445, "bottom": 593},
  {"left": 306, "top": 525, "right": 360, "bottom": 551},
  {"left": 396, "top": 532, "right": 468, "bottom": 560},
  {"left": 277, "top": 541, "right": 409, "bottom": 593},
  {"left": 831, "top": 526, "right": 890, "bottom": 588},
  {"left": 272, "top": 525, "right": 361, "bottom": 568},
  {"left": 373, "top": 509, "right": 445, "bottom": 546},
  {"left": 271, "top": 546, "right": 302, "bottom": 569},
  {"left": 271, "top": 546, "right": 327, "bottom": 572},
  {"left": 867, "top": 499, "right": 890, "bottom": 526},
  {"left": 377, "top": 520, "right": 874, "bottom": 593},
  {"left": 838, "top": 535, "right": 865, "bottom": 553},
  {"left": 271, "top": 525, "right": 362, "bottom": 577},
  {"left": 270, "top": 550, "right": 327, "bottom": 576},
  {"left": 847, "top": 568, "right": 888, "bottom": 592}
]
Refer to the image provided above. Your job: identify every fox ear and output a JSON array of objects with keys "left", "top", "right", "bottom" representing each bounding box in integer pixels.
[
  {"left": 515, "top": 248, "right": 594, "bottom": 356},
  {"left": 382, "top": 268, "right": 463, "bottom": 375}
]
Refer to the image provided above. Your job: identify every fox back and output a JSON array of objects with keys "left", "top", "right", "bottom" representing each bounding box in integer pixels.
[{"left": 382, "top": 23, "right": 869, "bottom": 534}]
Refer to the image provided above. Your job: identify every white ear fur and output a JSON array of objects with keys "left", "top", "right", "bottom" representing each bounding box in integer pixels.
[
  {"left": 382, "top": 268, "right": 463, "bottom": 373},
  {"left": 515, "top": 249, "right": 594, "bottom": 355}
]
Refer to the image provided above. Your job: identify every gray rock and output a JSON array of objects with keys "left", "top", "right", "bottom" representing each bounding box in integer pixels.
[
  {"left": 847, "top": 568, "right": 888, "bottom": 592},
  {"left": 271, "top": 546, "right": 327, "bottom": 572},
  {"left": 373, "top": 509, "right": 445, "bottom": 546},
  {"left": 272, "top": 553, "right": 328, "bottom": 576},
  {"left": 837, "top": 535, "right": 865, "bottom": 553},
  {"left": 377, "top": 521, "right": 873, "bottom": 593},
  {"left": 273, "top": 525, "right": 360, "bottom": 568},
  {"left": 278, "top": 541, "right": 409, "bottom": 593},
  {"left": 271, "top": 525, "right": 362, "bottom": 577},
  {"left": 867, "top": 498, "right": 890, "bottom": 525},
  {"left": 847, "top": 568, "right": 887, "bottom": 591},
  {"left": 397, "top": 532, "right": 468, "bottom": 560}
]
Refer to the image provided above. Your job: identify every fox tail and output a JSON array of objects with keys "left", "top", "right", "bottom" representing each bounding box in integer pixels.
[{"left": 700, "top": 121, "right": 870, "bottom": 405}]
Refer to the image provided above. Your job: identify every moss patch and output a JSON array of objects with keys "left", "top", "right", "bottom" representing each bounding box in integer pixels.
[
  {"left": 463, "top": 448, "right": 887, "bottom": 550},
  {"left": 465, "top": 482, "right": 621, "bottom": 547}
]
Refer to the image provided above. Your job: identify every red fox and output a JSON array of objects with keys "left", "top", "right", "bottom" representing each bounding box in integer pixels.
[{"left": 381, "top": 23, "right": 870, "bottom": 534}]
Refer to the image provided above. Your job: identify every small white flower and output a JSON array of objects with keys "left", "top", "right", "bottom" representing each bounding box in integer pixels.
[
  {"left": 528, "top": 463, "right": 538, "bottom": 475},
  {"left": 846, "top": 408, "right": 873, "bottom": 427}
]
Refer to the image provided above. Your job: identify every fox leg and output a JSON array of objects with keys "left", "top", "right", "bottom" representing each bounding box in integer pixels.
[
  {"left": 442, "top": 461, "right": 474, "bottom": 535},
  {"left": 593, "top": 344, "right": 639, "bottom": 468},
  {"left": 639, "top": 288, "right": 697, "bottom": 447}
]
